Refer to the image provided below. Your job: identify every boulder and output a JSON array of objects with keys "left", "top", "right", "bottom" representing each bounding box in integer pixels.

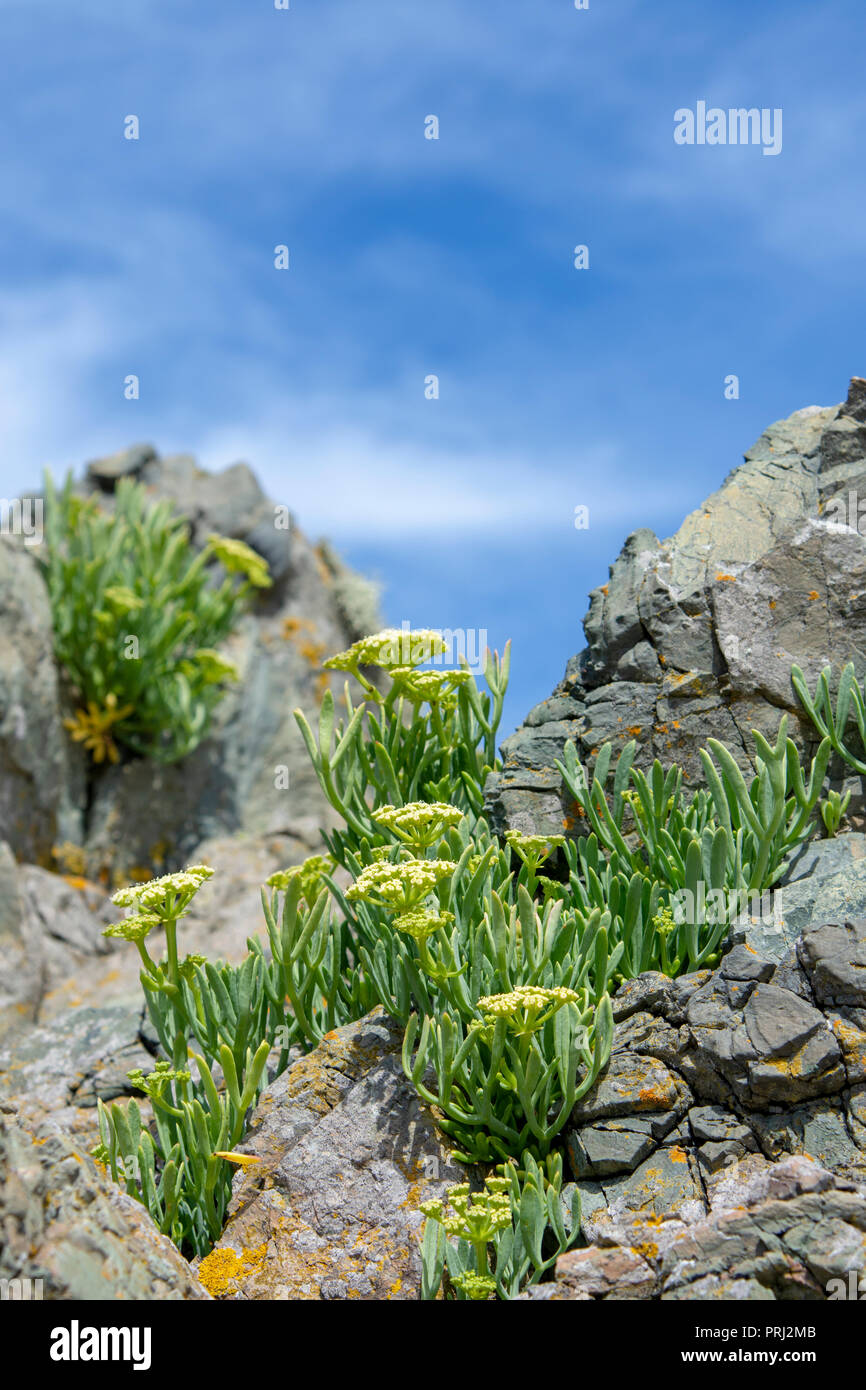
[{"left": 198, "top": 1011, "right": 463, "bottom": 1300}]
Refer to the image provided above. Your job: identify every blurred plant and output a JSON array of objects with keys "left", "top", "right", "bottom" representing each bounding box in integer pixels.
[
  {"left": 420, "top": 1153, "right": 580, "bottom": 1300},
  {"left": 40, "top": 471, "right": 270, "bottom": 764}
]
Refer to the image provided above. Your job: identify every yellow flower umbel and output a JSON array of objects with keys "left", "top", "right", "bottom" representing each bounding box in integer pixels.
[
  {"left": 477, "top": 984, "right": 580, "bottom": 1036},
  {"left": 112, "top": 863, "right": 215, "bottom": 916},
  {"left": 325, "top": 628, "right": 449, "bottom": 673},
  {"left": 102, "top": 912, "right": 162, "bottom": 943},
  {"left": 450, "top": 1271, "right": 497, "bottom": 1301},
  {"left": 266, "top": 853, "right": 335, "bottom": 903},
  {"left": 207, "top": 535, "right": 272, "bottom": 589},
  {"left": 346, "top": 858, "right": 455, "bottom": 914},
  {"left": 392, "top": 909, "right": 454, "bottom": 942},
  {"left": 420, "top": 1176, "right": 512, "bottom": 1295},
  {"left": 372, "top": 801, "right": 463, "bottom": 851},
  {"left": 388, "top": 667, "right": 472, "bottom": 707},
  {"left": 504, "top": 830, "right": 565, "bottom": 874},
  {"left": 63, "top": 692, "right": 134, "bottom": 764}
]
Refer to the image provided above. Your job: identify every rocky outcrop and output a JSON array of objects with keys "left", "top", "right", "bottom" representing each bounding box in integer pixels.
[
  {"left": 1, "top": 443, "right": 380, "bottom": 877},
  {"left": 564, "top": 917, "right": 866, "bottom": 1248},
  {"left": 198, "top": 1011, "right": 463, "bottom": 1300},
  {"left": 486, "top": 379, "right": 866, "bottom": 839},
  {"left": 0, "top": 1100, "right": 210, "bottom": 1299},
  {"left": 531, "top": 1157, "right": 866, "bottom": 1300}
]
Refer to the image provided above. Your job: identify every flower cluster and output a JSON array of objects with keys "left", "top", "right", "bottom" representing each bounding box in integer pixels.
[
  {"left": 63, "top": 693, "right": 135, "bottom": 765},
  {"left": 420, "top": 1177, "right": 512, "bottom": 1244},
  {"left": 372, "top": 801, "right": 463, "bottom": 850},
  {"left": 389, "top": 667, "right": 472, "bottom": 707},
  {"left": 324, "top": 628, "right": 448, "bottom": 673},
  {"left": 111, "top": 864, "right": 214, "bottom": 916},
  {"left": 346, "top": 858, "right": 455, "bottom": 914},
  {"left": 103, "top": 912, "right": 162, "bottom": 943},
  {"left": 450, "top": 1272, "right": 497, "bottom": 1300},
  {"left": 392, "top": 909, "right": 454, "bottom": 942},
  {"left": 266, "top": 854, "right": 335, "bottom": 902},
  {"left": 477, "top": 984, "right": 580, "bottom": 1035}
]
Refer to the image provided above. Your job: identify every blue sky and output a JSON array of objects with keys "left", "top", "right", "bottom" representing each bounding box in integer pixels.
[{"left": 2, "top": 0, "right": 866, "bottom": 735}]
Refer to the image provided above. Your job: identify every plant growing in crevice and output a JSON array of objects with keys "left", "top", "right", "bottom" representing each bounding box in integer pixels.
[{"left": 420, "top": 1153, "right": 581, "bottom": 1300}]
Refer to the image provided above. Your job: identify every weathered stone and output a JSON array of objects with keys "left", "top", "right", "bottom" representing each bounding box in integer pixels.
[
  {"left": 798, "top": 919, "right": 866, "bottom": 1010},
  {"left": 485, "top": 381, "right": 866, "bottom": 840},
  {"left": 0, "top": 541, "right": 84, "bottom": 863},
  {"left": 0, "top": 1004, "right": 153, "bottom": 1140},
  {"left": 570, "top": 1051, "right": 690, "bottom": 1124},
  {"left": 548, "top": 1158, "right": 866, "bottom": 1301},
  {"left": 201, "top": 1012, "right": 463, "bottom": 1300},
  {"left": 0, "top": 1107, "right": 209, "bottom": 1299}
]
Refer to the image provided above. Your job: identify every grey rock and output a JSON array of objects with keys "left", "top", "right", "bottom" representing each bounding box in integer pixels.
[
  {"left": 798, "top": 919, "right": 866, "bottom": 1010},
  {"left": 0, "top": 541, "right": 84, "bottom": 863},
  {"left": 551, "top": 1157, "right": 866, "bottom": 1301},
  {"left": 0, "top": 1004, "right": 153, "bottom": 1139},
  {"left": 205, "top": 1011, "right": 463, "bottom": 1300},
  {"left": 485, "top": 379, "right": 866, "bottom": 839},
  {"left": 86, "top": 443, "right": 157, "bottom": 487},
  {"left": 0, "top": 1109, "right": 208, "bottom": 1299}
]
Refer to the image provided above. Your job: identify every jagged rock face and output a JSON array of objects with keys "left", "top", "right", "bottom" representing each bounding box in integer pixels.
[
  {"left": 0, "top": 444, "right": 380, "bottom": 877},
  {"left": 563, "top": 917, "right": 866, "bottom": 1250},
  {"left": 486, "top": 379, "right": 866, "bottom": 839}
]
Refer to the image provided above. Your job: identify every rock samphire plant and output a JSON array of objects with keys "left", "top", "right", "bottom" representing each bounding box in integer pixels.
[
  {"left": 40, "top": 470, "right": 271, "bottom": 763},
  {"left": 98, "top": 630, "right": 835, "bottom": 1294}
]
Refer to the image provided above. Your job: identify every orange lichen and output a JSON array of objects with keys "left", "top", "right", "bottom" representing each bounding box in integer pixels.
[
  {"left": 198, "top": 1243, "right": 267, "bottom": 1298},
  {"left": 807, "top": 591, "right": 820, "bottom": 601},
  {"left": 715, "top": 573, "right": 736, "bottom": 583}
]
